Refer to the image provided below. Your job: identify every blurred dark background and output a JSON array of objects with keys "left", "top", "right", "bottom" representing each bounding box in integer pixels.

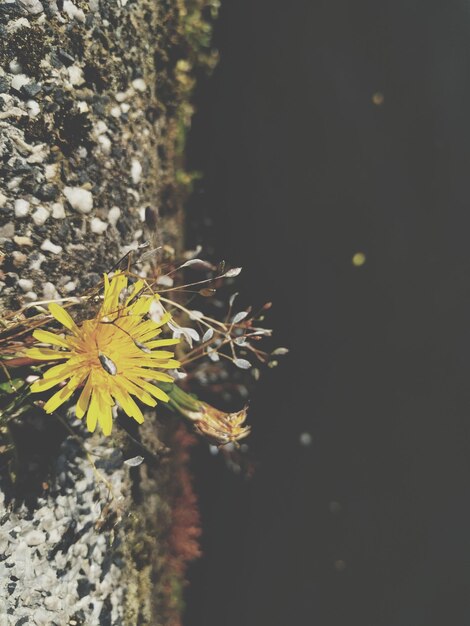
[{"left": 183, "top": 1, "right": 470, "bottom": 625}]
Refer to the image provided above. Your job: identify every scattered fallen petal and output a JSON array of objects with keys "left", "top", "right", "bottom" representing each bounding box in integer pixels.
[
  {"left": 124, "top": 456, "right": 145, "bottom": 467},
  {"left": 229, "top": 292, "right": 239, "bottom": 307},
  {"left": 180, "top": 258, "right": 213, "bottom": 270},
  {"left": 202, "top": 328, "right": 214, "bottom": 342},
  {"left": 232, "top": 311, "right": 248, "bottom": 324},
  {"left": 222, "top": 267, "right": 242, "bottom": 278},
  {"left": 189, "top": 310, "right": 204, "bottom": 321},
  {"left": 233, "top": 358, "right": 252, "bottom": 369}
]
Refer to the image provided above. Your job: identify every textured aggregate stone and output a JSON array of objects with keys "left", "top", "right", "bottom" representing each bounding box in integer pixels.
[{"left": 0, "top": 436, "right": 129, "bottom": 625}]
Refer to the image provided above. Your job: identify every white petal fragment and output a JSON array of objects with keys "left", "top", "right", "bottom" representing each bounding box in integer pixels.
[
  {"left": 232, "top": 311, "right": 248, "bottom": 324},
  {"left": 223, "top": 267, "right": 242, "bottom": 278},
  {"left": 202, "top": 328, "right": 214, "bottom": 342},
  {"left": 124, "top": 456, "right": 145, "bottom": 467},
  {"left": 234, "top": 358, "right": 252, "bottom": 369}
]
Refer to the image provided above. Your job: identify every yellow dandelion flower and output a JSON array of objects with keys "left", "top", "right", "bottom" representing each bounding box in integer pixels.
[{"left": 26, "top": 272, "right": 180, "bottom": 436}]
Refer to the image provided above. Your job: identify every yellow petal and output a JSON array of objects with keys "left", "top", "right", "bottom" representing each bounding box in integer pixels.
[
  {"left": 127, "top": 377, "right": 170, "bottom": 402},
  {"left": 43, "top": 359, "right": 84, "bottom": 380},
  {"left": 112, "top": 381, "right": 144, "bottom": 423},
  {"left": 100, "top": 388, "right": 115, "bottom": 406},
  {"left": 30, "top": 376, "right": 64, "bottom": 393},
  {"left": 124, "top": 279, "right": 145, "bottom": 306},
  {"left": 43, "top": 383, "right": 76, "bottom": 413},
  {"left": 49, "top": 303, "right": 79, "bottom": 334},
  {"left": 101, "top": 272, "right": 128, "bottom": 318},
  {"left": 32, "top": 329, "right": 71, "bottom": 349},
  {"left": 135, "top": 359, "right": 180, "bottom": 369},
  {"left": 127, "top": 294, "right": 153, "bottom": 317},
  {"left": 26, "top": 347, "right": 70, "bottom": 361},
  {"left": 103, "top": 272, "right": 110, "bottom": 292},
  {"left": 76, "top": 375, "right": 93, "bottom": 419},
  {"left": 145, "top": 350, "right": 175, "bottom": 360},
  {"left": 132, "top": 320, "right": 163, "bottom": 339},
  {"left": 86, "top": 392, "right": 99, "bottom": 432},
  {"left": 118, "top": 376, "right": 157, "bottom": 407},
  {"left": 96, "top": 391, "right": 113, "bottom": 436},
  {"left": 124, "top": 368, "right": 175, "bottom": 383},
  {"left": 144, "top": 338, "right": 180, "bottom": 349},
  {"left": 133, "top": 313, "right": 172, "bottom": 337}
]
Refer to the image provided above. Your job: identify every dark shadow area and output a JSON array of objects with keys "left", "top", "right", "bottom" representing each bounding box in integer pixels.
[{"left": 184, "top": 1, "right": 470, "bottom": 625}]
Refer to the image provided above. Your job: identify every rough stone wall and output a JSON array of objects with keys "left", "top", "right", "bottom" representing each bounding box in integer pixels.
[
  {"left": 0, "top": 0, "right": 187, "bottom": 308},
  {"left": 0, "top": 0, "right": 213, "bottom": 623},
  {"left": 0, "top": 436, "right": 130, "bottom": 625}
]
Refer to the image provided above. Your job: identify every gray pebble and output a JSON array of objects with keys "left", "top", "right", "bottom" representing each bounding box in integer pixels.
[{"left": 0, "top": 223, "right": 15, "bottom": 238}]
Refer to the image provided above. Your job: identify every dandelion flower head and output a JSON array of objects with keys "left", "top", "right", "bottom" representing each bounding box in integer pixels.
[{"left": 27, "top": 272, "right": 180, "bottom": 435}]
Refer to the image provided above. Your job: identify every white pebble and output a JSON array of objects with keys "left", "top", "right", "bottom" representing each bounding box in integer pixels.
[
  {"left": 63, "top": 186, "right": 93, "bottom": 214},
  {"left": 11, "top": 74, "right": 29, "bottom": 91},
  {"left": 34, "top": 608, "right": 56, "bottom": 626},
  {"left": 7, "top": 176, "right": 21, "bottom": 191},
  {"left": 12, "top": 250, "right": 27, "bottom": 266},
  {"left": 40, "top": 239, "right": 62, "bottom": 254},
  {"left": 25, "top": 530, "right": 46, "bottom": 546},
  {"left": 29, "top": 252, "right": 45, "bottom": 270},
  {"left": 131, "top": 159, "right": 142, "bottom": 184},
  {"left": 95, "top": 120, "right": 108, "bottom": 135},
  {"left": 14, "top": 199, "right": 30, "bottom": 218},
  {"left": 51, "top": 201, "right": 65, "bottom": 219},
  {"left": 14, "top": 235, "right": 32, "bottom": 247},
  {"left": 63, "top": 281, "right": 76, "bottom": 292},
  {"left": 44, "top": 163, "right": 58, "bottom": 180},
  {"left": 120, "top": 102, "right": 130, "bottom": 114},
  {"left": 132, "top": 78, "right": 147, "bottom": 92},
  {"left": 115, "top": 91, "right": 128, "bottom": 102},
  {"left": 7, "top": 17, "right": 31, "bottom": 32},
  {"left": 18, "top": 278, "right": 33, "bottom": 292},
  {"left": 11, "top": 74, "right": 30, "bottom": 92},
  {"left": 98, "top": 134, "right": 111, "bottom": 154},
  {"left": 26, "top": 99, "right": 40, "bottom": 117},
  {"left": 43, "top": 282, "right": 60, "bottom": 300},
  {"left": 67, "top": 65, "right": 84, "bottom": 86},
  {"left": 77, "top": 101, "right": 89, "bottom": 113},
  {"left": 24, "top": 290, "right": 37, "bottom": 301},
  {"left": 63, "top": 0, "right": 85, "bottom": 22},
  {"left": 26, "top": 144, "right": 48, "bottom": 164},
  {"left": 110, "top": 106, "right": 121, "bottom": 118},
  {"left": 17, "top": 0, "right": 44, "bottom": 15},
  {"left": 90, "top": 217, "right": 108, "bottom": 234},
  {"left": 108, "top": 206, "right": 121, "bottom": 226},
  {"left": 0, "top": 191, "right": 7, "bottom": 208},
  {"left": 47, "top": 528, "right": 61, "bottom": 543},
  {"left": 9, "top": 59, "right": 23, "bottom": 74},
  {"left": 44, "top": 596, "right": 62, "bottom": 612},
  {"left": 32, "top": 205, "right": 49, "bottom": 226}
]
